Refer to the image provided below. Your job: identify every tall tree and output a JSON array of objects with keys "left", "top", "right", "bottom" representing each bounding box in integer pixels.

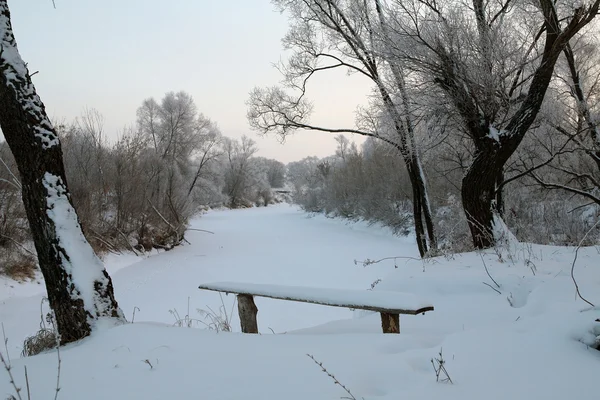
[
  {"left": 248, "top": 0, "right": 437, "bottom": 257},
  {"left": 384, "top": 0, "right": 600, "bottom": 248},
  {"left": 136, "top": 92, "right": 222, "bottom": 229},
  {"left": 0, "top": 1, "right": 124, "bottom": 344}
]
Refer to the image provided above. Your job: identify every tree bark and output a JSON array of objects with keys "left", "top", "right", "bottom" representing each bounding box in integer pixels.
[
  {"left": 407, "top": 165, "right": 428, "bottom": 256},
  {"left": 237, "top": 294, "right": 259, "bottom": 334},
  {"left": 495, "top": 169, "right": 505, "bottom": 217},
  {"left": 380, "top": 312, "right": 400, "bottom": 333},
  {"left": 461, "top": 146, "right": 504, "bottom": 248},
  {"left": 412, "top": 156, "right": 437, "bottom": 251},
  {"left": 0, "top": 1, "right": 123, "bottom": 344}
]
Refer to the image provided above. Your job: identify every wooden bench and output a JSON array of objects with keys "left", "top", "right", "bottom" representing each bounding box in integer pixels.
[{"left": 198, "top": 282, "right": 433, "bottom": 334}]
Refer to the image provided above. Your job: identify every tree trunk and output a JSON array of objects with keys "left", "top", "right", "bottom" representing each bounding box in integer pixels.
[
  {"left": 407, "top": 167, "right": 428, "bottom": 257},
  {"left": 374, "top": 0, "right": 437, "bottom": 256},
  {"left": 495, "top": 169, "right": 505, "bottom": 217},
  {"left": 373, "top": 83, "right": 435, "bottom": 258},
  {"left": 462, "top": 135, "right": 522, "bottom": 249},
  {"left": 411, "top": 156, "right": 437, "bottom": 252},
  {"left": 380, "top": 312, "right": 400, "bottom": 333},
  {"left": 0, "top": 1, "right": 124, "bottom": 345},
  {"left": 237, "top": 294, "right": 259, "bottom": 334},
  {"left": 461, "top": 150, "right": 501, "bottom": 249},
  {"left": 403, "top": 156, "right": 437, "bottom": 257}
]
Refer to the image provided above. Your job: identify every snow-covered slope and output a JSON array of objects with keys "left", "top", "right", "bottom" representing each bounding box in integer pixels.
[{"left": 0, "top": 204, "right": 598, "bottom": 399}]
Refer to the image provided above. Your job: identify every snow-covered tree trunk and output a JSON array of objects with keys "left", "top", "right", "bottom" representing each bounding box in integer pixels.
[
  {"left": 0, "top": 1, "right": 124, "bottom": 344},
  {"left": 375, "top": 0, "right": 437, "bottom": 254},
  {"left": 461, "top": 140, "right": 510, "bottom": 248}
]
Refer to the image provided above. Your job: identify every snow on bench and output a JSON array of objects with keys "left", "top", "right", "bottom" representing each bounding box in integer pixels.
[{"left": 198, "top": 281, "right": 434, "bottom": 334}]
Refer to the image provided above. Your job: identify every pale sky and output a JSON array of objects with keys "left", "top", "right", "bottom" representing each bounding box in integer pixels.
[{"left": 7, "top": 0, "right": 372, "bottom": 163}]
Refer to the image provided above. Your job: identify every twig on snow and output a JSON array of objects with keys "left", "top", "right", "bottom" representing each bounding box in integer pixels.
[
  {"left": 355, "top": 255, "right": 426, "bottom": 268},
  {"left": 479, "top": 252, "right": 500, "bottom": 289},
  {"left": 307, "top": 354, "right": 361, "bottom": 400},
  {"left": 570, "top": 219, "right": 599, "bottom": 307},
  {"left": 482, "top": 281, "right": 501, "bottom": 295}
]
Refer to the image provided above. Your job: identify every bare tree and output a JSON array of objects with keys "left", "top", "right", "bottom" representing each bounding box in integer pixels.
[
  {"left": 187, "top": 115, "right": 223, "bottom": 197},
  {"left": 59, "top": 109, "right": 111, "bottom": 235},
  {"left": 134, "top": 91, "right": 208, "bottom": 242},
  {"left": 0, "top": 1, "right": 124, "bottom": 344},
  {"left": 383, "top": 0, "right": 600, "bottom": 248},
  {"left": 222, "top": 136, "right": 260, "bottom": 208},
  {"left": 248, "top": 0, "right": 437, "bottom": 257}
]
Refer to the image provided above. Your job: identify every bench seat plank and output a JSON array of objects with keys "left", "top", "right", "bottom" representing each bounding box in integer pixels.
[{"left": 198, "top": 281, "right": 434, "bottom": 315}]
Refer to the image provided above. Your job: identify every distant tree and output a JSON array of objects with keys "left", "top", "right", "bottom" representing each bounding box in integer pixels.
[
  {"left": 59, "top": 109, "right": 110, "bottom": 232},
  {"left": 222, "top": 136, "right": 257, "bottom": 207},
  {"left": 287, "top": 156, "right": 322, "bottom": 192},
  {"left": 135, "top": 91, "right": 222, "bottom": 241},
  {"left": 253, "top": 157, "right": 286, "bottom": 189},
  {"left": 187, "top": 116, "right": 223, "bottom": 197},
  {"left": 0, "top": 1, "right": 124, "bottom": 344}
]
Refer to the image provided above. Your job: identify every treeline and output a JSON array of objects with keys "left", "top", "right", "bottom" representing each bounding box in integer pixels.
[
  {"left": 287, "top": 133, "right": 599, "bottom": 252},
  {"left": 0, "top": 91, "right": 285, "bottom": 278}
]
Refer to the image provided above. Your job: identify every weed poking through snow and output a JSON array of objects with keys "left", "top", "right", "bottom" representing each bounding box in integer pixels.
[
  {"left": 307, "top": 354, "right": 363, "bottom": 400},
  {"left": 170, "top": 295, "right": 235, "bottom": 332},
  {"left": 1, "top": 313, "right": 61, "bottom": 399},
  {"left": 431, "top": 348, "right": 453, "bottom": 384},
  {"left": 22, "top": 298, "right": 58, "bottom": 357},
  {"left": 197, "top": 293, "right": 235, "bottom": 332},
  {"left": 131, "top": 306, "right": 140, "bottom": 323}
]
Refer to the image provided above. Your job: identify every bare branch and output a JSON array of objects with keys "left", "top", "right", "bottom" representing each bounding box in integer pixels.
[{"left": 570, "top": 219, "right": 599, "bottom": 307}]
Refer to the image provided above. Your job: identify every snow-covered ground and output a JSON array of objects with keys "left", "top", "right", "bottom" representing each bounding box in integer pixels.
[{"left": 0, "top": 204, "right": 599, "bottom": 399}]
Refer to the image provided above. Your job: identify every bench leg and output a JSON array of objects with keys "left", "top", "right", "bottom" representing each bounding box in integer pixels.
[
  {"left": 380, "top": 312, "right": 400, "bottom": 334},
  {"left": 237, "top": 294, "right": 258, "bottom": 333}
]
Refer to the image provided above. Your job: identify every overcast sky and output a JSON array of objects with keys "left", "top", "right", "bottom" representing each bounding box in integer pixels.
[{"left": 7, "top": 0, "right": 371, "bottom": 163}]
